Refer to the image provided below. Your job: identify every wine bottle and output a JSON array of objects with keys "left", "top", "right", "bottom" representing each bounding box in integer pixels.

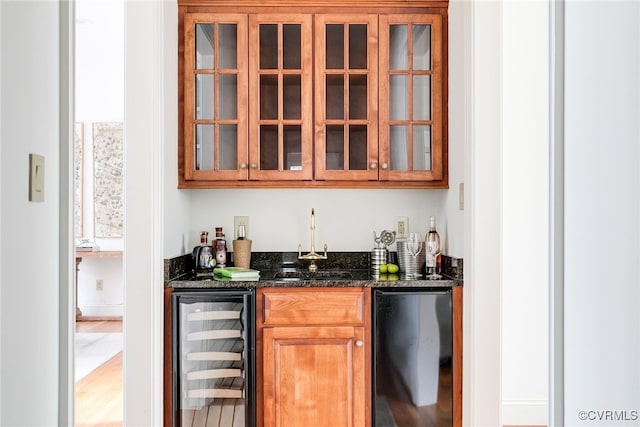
[
  {"left": 213, "top": 227, "right": 227, "bottom": 268},
  {"left": 425, "top": 216, "right": 441, "bottom": 278}
]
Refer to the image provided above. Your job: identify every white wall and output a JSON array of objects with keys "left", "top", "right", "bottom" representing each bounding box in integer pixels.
[
  {"left": 0, "top": 2, "right": 62, "bottom": 425},
  {"left": 563, "top": 1, "right": 640, "bottom": 425},
  {"left": 502, "top": 0, "right": 550, "bottom": 424},
  {"left": 181, "top": 189, "right": 450, "bottom": 255},
  {"left": 464, "top": 0, "right": 503, "bottom": 424}
]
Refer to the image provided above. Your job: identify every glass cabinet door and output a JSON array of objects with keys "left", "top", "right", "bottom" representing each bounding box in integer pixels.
[
  {"left": 314, "top": 15, "right": 379, "bottom": 181},
  {"left": 379, "top": 14, "right": 444, "bottom": 182},
  {"left": 248, "top": 15, "right": 313, "bottom": 181},
  {"left": 183, "top": 13, "right": 248, "bottom": 181}
]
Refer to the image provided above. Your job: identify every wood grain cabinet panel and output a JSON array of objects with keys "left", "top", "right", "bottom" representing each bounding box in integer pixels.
[
  {"left": 261, "top": 287, "right": 366, "bottom": 325},
  {"left": 257, "top": 287, "right": 371, "bottom": 427},
  {"left": 262, "top": 326, "right": 367, "bottom": 427},
  {"left": 178, "top": 1, "right": 449, "bottom": 188}
]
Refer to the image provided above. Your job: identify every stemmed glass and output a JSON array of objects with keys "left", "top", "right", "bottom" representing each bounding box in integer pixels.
[
  {"left": 407, "top": 233, "right": 422, "bottom": 257},
  {"left": 405, "top": 233, "right": 423, "bottom": 278}
]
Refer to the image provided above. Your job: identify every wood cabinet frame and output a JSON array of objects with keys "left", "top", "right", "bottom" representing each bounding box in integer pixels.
[
  {"left": 178, "top": 0, "right": 449, "bottom": 189},
  {"left": 248, "top": 14, "right": 314, "bottom": 181},
  {"left": 182, "top": 13, "right": 249, "bottom": 181},
  {"left": 314, "top": 14, "right": 380, "bottom": 182},
  {"left": 164, "top": 284, "right": 461, "bottom": 427},
  {"left": 379, "top": 13, "right": 445, "bottom": 182},
  {"left": 257, "top": 287, "right": 372, "bottom": 427}
]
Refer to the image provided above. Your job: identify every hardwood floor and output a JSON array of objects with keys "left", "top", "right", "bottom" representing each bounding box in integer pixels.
[{"left": 75, "top": 320, "right": 123, "bottom": 427}]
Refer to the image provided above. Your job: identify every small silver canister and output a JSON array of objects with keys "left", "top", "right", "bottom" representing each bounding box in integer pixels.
[{"left": 371, "top": 248, "right": 388, "bottom": 274}]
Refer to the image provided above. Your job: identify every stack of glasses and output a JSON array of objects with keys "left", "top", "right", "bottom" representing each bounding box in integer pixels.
[{"left": 396, "top": 237, "right": 425, "bottom": 278}]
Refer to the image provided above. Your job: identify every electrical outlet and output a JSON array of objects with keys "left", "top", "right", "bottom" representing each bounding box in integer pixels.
[
  {"left": 394, "top": 216, "right": 409, "bottom": 240},
  {"left": 233, "top": 216, "right": 250, "bottom": 240},
  {"left": 96, "top": 279, "right": 104, "bottom": 291}
]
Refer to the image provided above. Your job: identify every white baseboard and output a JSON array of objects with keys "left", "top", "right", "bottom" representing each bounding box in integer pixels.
[
  {"left": 503, "top": 400, "right": 548, "bottom": 426},
  {"left": 79, "top": 304, "right": 123, "bottom": 318}
]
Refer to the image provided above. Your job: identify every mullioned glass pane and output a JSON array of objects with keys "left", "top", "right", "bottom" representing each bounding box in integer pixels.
[
  {"left": 413, "top": 125, "right": 432, "bottom": 171},
  {"left": 218, "top": 24, "right": 237, "bottom": 69},
  {"left": 195, "top": 124, "right": 215, "bottom": 170},
  {"left": 349, "top": 75, "right": 367, "bottom": 120},
  {"left": 326, "top": 24, "right": 345, "bottom": 69},
  {"left": 219, "top": 74, "right": 237, "bottom": 120},
  {"left": 389, "top": 125, "right": 409, "bottom": 170},
  {"left": 219, "top": 125, "right": 238, "bottom": 170},
  {"left": 349, "top": 24, "right": 367, "bottom": 69},
  {"left": 195, "top": 24, "right": 214, "bottom": 69},
  {"left": 389, "top": 25, "right": 408, "bottom": 70},
  {"left": 326, "top": 75, "right": 345, "bottom": 119},
  {"left": 412, "top": 24, "right": 431, "bottom": 70},
  {"left": 283, "top": 24, "right": 301, "bottom": 69},
  {"left": 412, "top": 75, "right": 431, "bottom": 120},
  {"left": 260, "top": 24, "right": 278, "bottom": 69},
  {"left": 389, "top": 75, "right": 408, "bottom": 120},
  {"left": 196, "top": 74, "right": 214, "bottom": 120},
  {"left": 348, "top": 125, "right": 367, "bottom": 170}
]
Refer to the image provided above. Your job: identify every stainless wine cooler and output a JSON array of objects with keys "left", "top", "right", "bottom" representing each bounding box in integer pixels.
[
  {"left": 373, "top": 288, "right": 453, "bottom": 427},
  {"left": 172, "top": 289, "right": 255, "bottom": 427}
]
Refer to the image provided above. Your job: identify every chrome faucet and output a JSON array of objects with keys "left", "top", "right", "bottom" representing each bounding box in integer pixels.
[{"left": 298, "top": 208, "right": 328, "bottom": 272}]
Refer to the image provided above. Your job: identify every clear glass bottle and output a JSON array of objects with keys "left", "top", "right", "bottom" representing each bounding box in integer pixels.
[
  {"left": 425, "top": 216, "right": 441, "bottom": 279},
  {"left": 213, "top": 227, "right": 227, "bottom": 268}
]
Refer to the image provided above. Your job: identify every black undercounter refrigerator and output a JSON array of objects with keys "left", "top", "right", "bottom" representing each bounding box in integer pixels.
[
  {"left": 172, "top": 289, "right": 255, "bottom": 427},
  {"left": 373, "top": 288, "right": 453, "bottom": 427}
]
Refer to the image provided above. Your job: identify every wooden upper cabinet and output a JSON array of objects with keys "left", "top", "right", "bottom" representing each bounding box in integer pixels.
[
  {"left": 379, "top": 14, "right": 445, "bottom": 182},
  {"left": 314, "top": 14, "right": 379, "bottom": 181},
  {"left": 178, "top": 2, "right": 448, "bottom": 188},
  {"left": 183, "top": 13, "right": 249, "bottom": 181},
  {"left": 249, "top": 14, "right": 314, "bottom": 181}
]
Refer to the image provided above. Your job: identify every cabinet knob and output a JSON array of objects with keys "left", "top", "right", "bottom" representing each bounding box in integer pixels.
[
  {"left": 250, "top": 163, "right": 258, "bottom": 169},
  {"left": 239, "top": 163, "right": 247, "bottom": 169},
  {"left": 369, "top": 162, "right": 378, "bottom": 170},
  {"left": 381, "top": 162, "right": 388, "bottom": 169},
  {"left": 355, "top": 340, "right": 364, "bottom": 347}
]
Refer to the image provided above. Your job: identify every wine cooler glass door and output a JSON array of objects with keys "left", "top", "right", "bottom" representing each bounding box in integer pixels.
[{"left": 173, "top": 290, "right": 254, "bottom": 427}]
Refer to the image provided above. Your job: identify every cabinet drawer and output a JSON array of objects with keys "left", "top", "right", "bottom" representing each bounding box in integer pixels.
[{"left": 260, "top": 288, "right": 366, "bottom": 326}]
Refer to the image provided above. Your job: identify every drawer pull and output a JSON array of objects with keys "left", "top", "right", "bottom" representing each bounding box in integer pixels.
[{"left": 355, "top": 340, "right": 364, "bottom": 347}]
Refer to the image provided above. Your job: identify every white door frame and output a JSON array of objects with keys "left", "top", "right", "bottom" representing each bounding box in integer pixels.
[{"left": 59, "top": 1, "right": 75, "bottom": 425}]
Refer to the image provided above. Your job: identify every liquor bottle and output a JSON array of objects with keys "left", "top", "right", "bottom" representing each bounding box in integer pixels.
[
  {"left": 193, "top": 231, "right": 214, "bottom": 273},
  {"left": 213, "top": 227, "right": 227, "bottom": 268},
  {"left": 425, "top": 216, "right": 441, "bottom": 278}
]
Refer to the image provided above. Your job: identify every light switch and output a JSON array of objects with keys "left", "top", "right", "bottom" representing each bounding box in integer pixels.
[
  {"left": 29, "top": 153, "right": 45, "bottom": 202},
  {"left": 459, "top": 182, "right": 464, "bottom": 210}
]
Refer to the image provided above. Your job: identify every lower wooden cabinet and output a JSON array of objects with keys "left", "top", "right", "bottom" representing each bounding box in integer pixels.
[
  {"left": 165, "top": 285, "right": 462, "bottom": 427},
  {"left": 257, "top": 287, "right": 371, "bottom": 427}
]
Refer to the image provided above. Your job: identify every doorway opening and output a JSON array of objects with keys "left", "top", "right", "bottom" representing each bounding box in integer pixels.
[{"left": 74, "top": 0, "right": 125, "bottom": 425}]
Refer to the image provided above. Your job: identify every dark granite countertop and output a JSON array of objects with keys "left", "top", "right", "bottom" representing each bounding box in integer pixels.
[
  {"left": 168, "top": 269, "right": 460, "bottom": 289},
  {"left": 165, "top": 251, "right": 463, "bottom": 289}
]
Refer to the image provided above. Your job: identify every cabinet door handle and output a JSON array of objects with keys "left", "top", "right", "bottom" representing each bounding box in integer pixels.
[
  {"left": 239, "top": 162, "right": 247, "bottom": 169},
  {"left": 381, "top": 162, "right": 388, "bottom": 169},
  {"left": 355, "top": 340, "right": 364, "bottom": 347},
  {"left": 369, "top": 162, "right": 378, "bottom": 170},
  {"left": 250, "top": 163, "right": 258, "bottom": 169}
]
